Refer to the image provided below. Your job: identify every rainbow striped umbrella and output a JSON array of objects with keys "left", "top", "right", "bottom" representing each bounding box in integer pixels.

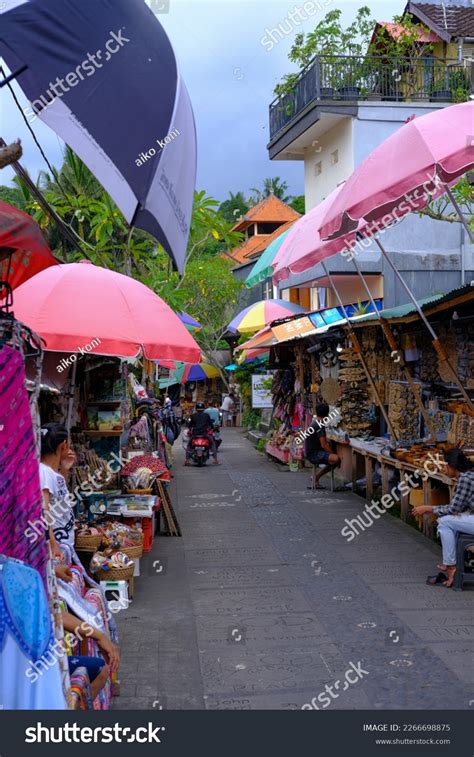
[
  {"left": 227, "top": 299, "right": 306, "bottom": 334},
  {"left": 159, "top": 361, "right": 220, "bottom": 388}
]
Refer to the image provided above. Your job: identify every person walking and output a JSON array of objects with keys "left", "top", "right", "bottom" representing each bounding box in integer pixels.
[{"left": 220, "top": 393, "right": 235, "bottom": 427}]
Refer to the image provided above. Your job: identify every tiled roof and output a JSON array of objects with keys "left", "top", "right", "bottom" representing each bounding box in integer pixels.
[
  {"left": 232, "top": 195, "right": 300, "bottom": 231},
  {"left": 408, "top": 2, "right": 474, "bottom": 38},
  {"left": 374, "top": 20, "right": 440, "bottom": 43},
  {"left": 230, "top": 220, "right": 297, "bottom": 267}
]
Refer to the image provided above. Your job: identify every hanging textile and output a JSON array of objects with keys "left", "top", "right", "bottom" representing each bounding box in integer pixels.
[
  {"left": 0, "top": 344, "right": 48, "bottom": 581},
  {"left": 0, "top": 555, "right": 66, "bottom": 709}
]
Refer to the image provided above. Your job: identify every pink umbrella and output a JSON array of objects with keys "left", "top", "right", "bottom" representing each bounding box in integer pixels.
[
  {"left": 272, "top": 185, "right": 362, "bottom": 283},
  {"left": 12, "top": 260, "right": 201, "bottom": 362},
  {"left": 318, "top": 101, "right": 474, "bottom": 241}
]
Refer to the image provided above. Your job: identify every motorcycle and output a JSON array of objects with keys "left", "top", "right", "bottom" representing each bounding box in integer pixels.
[{"left": 189, "top": 434, "right": 211, "bottom": 466}]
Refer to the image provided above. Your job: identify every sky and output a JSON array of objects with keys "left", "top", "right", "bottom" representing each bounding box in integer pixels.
[{"left": 0, "top": 0, "right": 405, "bottom": 204}]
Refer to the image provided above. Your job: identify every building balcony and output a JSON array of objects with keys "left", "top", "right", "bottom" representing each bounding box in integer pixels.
[{"left": 269, "top": 55, "right": 473, "bottom": 144}]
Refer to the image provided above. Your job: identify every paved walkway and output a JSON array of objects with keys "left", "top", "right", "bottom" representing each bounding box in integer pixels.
[{"left": 114, "top": 429, "right": 473, "bottom": 710}]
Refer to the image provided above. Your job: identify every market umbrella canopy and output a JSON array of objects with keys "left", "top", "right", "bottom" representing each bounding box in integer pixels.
[
  {"left": 318, "top": 101, "right": 474, "bottom": 240},
  {"left": 272, "top": 186, "right": 363, "bottom": 283},
  {"left": 12, "top": 261, "right": 201, "bottom": 361},
  {"left": 227, "top": 299, "right": 306, "bottom": 334},
  {"left": 245, "top": 228, "right": 291, "bottom": 289},
  {"left": 178, "top": 311, "right": 202, "bottom": 331},
  {"left": 159, "top": 361, "right": 219, "bottom": 387},
  {"left": 0, "top": 200, "right": 58, "bottom": 289},
  {"left": 0, "top": 0, "right": 196, "bottom": 273}
]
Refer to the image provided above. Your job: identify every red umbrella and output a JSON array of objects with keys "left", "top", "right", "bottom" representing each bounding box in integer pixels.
[
  {"left": 12, "top": 260, "right": 201, "bottom": 362},
  {"left": 318, "top": 101, "right": 474, "bottom": 241},
  {"left": 0, "top": 200, "right": 58, "bottom": 289}
]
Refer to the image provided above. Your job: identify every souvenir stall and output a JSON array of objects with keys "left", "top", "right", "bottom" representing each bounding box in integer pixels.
[
  {"left": 264, "top": 287, "right": 474, "bottom": 538},
  {"left": 4, "top": 257, "right": 200, "bottom": 709}
]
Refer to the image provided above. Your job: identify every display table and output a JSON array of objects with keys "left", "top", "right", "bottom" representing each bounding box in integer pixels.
[
  {"left": 107, "top": 495, "right": 160, "bottom": 552},
  {"left": 265, "top": 442, "right": 290, "bottom": 464},
  {"left": 347, "top": 438, "right": 456, "bottom": 524}
]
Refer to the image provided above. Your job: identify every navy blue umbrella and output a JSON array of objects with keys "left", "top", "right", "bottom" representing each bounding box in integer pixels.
[{"left": 0, "top": 0, "right": 196, "bottom": 273}]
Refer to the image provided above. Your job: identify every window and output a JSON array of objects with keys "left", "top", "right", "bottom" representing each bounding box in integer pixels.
[
  {"left": 262, "top": 280, "right": 273, "bottom": 300},
  {"left": 257, "top": 222, "right": 281, "bottom": 235},
  {"left": 247, "top": 224, "right": 255, "bottom": 238}
]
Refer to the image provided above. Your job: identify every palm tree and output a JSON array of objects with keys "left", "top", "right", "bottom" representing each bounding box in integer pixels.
[
  {"left": 218, "top": 190, "right": 249, "bottom": 224},
  {"left": 250, "top": 176, "right": 291, "bottom": 204}
]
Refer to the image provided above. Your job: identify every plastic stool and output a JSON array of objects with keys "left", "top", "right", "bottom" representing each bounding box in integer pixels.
[
  {"left": 311, "top": 464, "right": 335, "bottom": 492},
  {"left": 100, "top": 579, "right": 130, "bottom": 611},
  {"left": 452, "top": 532, "right": 474, "bottom": 591}
]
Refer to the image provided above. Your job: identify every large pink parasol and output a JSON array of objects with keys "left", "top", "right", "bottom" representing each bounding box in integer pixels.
[
  {"left": 318, "top": 101, "right": 474, "bottom": 240},
  {"left": 12, "top": 260, "right": 201, "bottom": 362},
  {"left": 272, "top": 185, "right": 362, "bottom": 283}
]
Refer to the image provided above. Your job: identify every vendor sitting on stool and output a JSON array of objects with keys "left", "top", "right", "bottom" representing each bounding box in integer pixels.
[{"left": 305, "top": 403, "right": 341, "bottom": 490}]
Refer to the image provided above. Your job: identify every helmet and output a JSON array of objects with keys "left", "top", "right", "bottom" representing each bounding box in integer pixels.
[{"left": 196, "top": 402, "right": 205, "bottom": 411}]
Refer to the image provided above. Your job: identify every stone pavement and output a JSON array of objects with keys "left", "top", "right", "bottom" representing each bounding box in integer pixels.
[{"left": 113, "top": 429, "right": 474, "bottom": 710}]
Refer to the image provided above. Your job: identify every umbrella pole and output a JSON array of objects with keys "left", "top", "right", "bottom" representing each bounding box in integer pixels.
[
  {"left": 375, "top": 237, "right": 474, "bottom": 410},
  {"left": 444, "top": 185, "right": 474, "bottom": 244},
  {"left": 320, "top": 261, "right": 398, "bottom": 440},
  {"left": 66, "top": 360, "right": 78, "bottom": 436},
  {"left": 351, "top": 258, "right": 437, "bottom": 442}
]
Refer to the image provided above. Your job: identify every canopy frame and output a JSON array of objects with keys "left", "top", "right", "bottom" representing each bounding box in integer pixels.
[
  {"left": 375, "top": 237, "right": 473, "bottom": 411},
  {"left": 351, "top": 257, "right": 437, "bottom": 442},
  {"left": 320, "top": 261, "right": 398, "bottom": 440}
]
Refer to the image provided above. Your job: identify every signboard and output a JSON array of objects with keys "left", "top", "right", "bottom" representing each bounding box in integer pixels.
[
  {"left": 251, "top": 374, "right": 273, "bottom": 408},
  {"left": 271, "top": 316, "right": 315, "bottom": 342}
]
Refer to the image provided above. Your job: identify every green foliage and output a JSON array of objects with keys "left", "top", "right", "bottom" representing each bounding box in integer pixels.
[
  {"left": 274, "top": 7, "right": 375, "bottom": 98},
  {"left": 274, "top": 7, "right": 436, "bottom": 99},
  {"left": 290, "top": 195, "right": 305, "bottom": 215},
  {"left": 243, "top": 408, "right": 262, "bottom": 430},
  {"left": 420, "top": 177, "right": 474, "bottom": 229},
  {"left": 250, "top": 177, "right": 290, "bottom": 204},
  {"left": 0, "top": 184, "right": 27, "bottom": 210},
  {"left": 256, "top": 438, "right": 267, "bottom": 453},
  {"left": 219, "top": 191, "right": 250, "bottom": 224}
]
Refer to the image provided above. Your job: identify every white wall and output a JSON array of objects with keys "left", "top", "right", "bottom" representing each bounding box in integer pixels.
[{"left": 303, "top": 117, "right": 353, "bottom": 210}]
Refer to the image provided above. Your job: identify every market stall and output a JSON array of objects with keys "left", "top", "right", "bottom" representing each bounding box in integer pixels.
[{"left": 260, "top": 285, "right": 474, "bottom": 539}]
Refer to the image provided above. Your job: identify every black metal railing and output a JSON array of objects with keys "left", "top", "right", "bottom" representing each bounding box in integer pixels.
[{"left": 269, "top": 55, "right": 472, "bottom": 140}]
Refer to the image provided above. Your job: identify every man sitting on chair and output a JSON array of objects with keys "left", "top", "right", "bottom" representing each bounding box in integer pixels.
[{"left": 304, "top": 403, "right": 341, "bottom": 490}]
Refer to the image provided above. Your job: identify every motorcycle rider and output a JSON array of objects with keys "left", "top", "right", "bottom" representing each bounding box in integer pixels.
[{"left": 185, "top": 402, "right": 220, "bottom": 466}]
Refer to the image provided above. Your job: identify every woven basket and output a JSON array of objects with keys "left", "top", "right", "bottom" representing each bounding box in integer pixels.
[
  {"left": 96, "top": 563, "right": 134, "bottom": 582},
  {"left": 75, "top": 533, "right": 102, "bottom": 552},
  {"left": 126, "top": 488, "right": 153, "bottom": 495},
  {"left": 120, "top": 544, "right": 143, "bottom": 559}
]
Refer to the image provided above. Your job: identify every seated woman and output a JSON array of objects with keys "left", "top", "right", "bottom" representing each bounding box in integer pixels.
[
  {"left": 56, "top": 544, "right": 120, "bottom": 709},
  {"left": 62, "top": 610, "right": 119, "bottom": 709},
  {"left": 413, "top": 449, "right": 474, "bottom": 587},
  {"left": 304, "top": 403, "right": 341, "bottom": 490}
]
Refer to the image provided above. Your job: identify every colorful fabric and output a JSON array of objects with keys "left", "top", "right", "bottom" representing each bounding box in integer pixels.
[
  {"left": 0, "top": 555, "right": 52, "bottom": 661},
  {"left": 0, "top": 345, "right": 47, "bottom": 582},
  {"left": 70, "top": 666, "right": 93, "bottom": 710}
]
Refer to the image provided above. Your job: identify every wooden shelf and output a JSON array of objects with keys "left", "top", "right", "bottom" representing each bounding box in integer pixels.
[
  {"left": 84, "top": 429, "right": 123, "bottom": 437},
  {"left": 87, "top": 400, "right": 123, "bottom": 406}
]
